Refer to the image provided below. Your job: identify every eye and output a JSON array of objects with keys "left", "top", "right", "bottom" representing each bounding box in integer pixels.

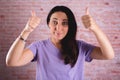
[
  {"left": 62, "top": 22, "right": 68, "bottom": 26},
  {"left": 53, "top": 21, "right": 58, "bottom": 25}
]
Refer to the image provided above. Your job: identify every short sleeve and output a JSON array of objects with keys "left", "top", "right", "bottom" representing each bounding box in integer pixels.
[
  {"left": 80, "top": 41, "right": 95, "bottom": 62},
  {"left": 27, "top": 42, "right": 38, "bottom": 61}
]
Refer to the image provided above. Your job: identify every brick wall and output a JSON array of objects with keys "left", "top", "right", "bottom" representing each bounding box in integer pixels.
[{"left": 0, "top": 0, "right": 120, "bottom": 80}]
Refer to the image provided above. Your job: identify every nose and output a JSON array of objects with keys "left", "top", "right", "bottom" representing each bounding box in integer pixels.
[{"left": 56, "top": 24, "right": 62, "bottom": 32}]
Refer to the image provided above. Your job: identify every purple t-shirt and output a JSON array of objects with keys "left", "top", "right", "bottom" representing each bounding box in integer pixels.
[{"left": 27, "top": 39, "right": 95, "bottom": 80}]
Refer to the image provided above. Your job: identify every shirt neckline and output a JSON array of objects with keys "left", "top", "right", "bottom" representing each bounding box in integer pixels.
[{"left": 48, "top": 38, "right": 61, "bottom": 53}]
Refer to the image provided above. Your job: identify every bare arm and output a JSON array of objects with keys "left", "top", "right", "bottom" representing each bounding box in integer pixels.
[
  {"left": 6, "top": 11, "right": 41, "bottom": 67},
  {"left": 90, "top": 27, "right": 114, "bottom": 60},
  {"left": 81, "top": 8, "right": 114, "bottom": 60}
]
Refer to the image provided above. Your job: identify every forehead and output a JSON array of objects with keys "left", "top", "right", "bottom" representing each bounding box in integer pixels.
[{"left": 50, "top": 12, "right": 68, "bottom": 21}]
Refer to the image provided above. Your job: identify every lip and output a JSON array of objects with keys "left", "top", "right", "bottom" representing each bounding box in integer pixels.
[
  {"left": 55, "top": 32, "right": 62, "bottom": 36},
  {"left": 56, "top": 33, "right": 61, "bottom": 36}
]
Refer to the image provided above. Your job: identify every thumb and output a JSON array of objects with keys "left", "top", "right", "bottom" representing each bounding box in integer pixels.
[
  {"left": 86, "top": 7, "right": 89, "bottom": 15},
  {"left": 31, "top": 10, "right": 36, "bottom": 17}
]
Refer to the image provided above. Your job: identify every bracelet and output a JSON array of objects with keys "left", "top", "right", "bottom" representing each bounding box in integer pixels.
[{"left": 20, "top": 36, "right": 27, "bottom": 42}]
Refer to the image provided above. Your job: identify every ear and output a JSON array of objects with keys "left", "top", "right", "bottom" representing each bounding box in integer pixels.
[{"left": 47, "top": 23, "right": 50, "bottom": 28}]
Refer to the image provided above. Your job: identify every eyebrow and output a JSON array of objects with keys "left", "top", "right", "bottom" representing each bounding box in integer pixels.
[{"left": 52, "top": 18, "right": 68, "bottom": 21}]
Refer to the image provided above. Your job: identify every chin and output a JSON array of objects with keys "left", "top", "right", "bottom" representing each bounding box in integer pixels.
[
  {"left": 54, "top": 36, "right": 64, "bottom": 41},
  {"left": 51, "top": 34, "right": 66, "bottom": 41},
  {"left": 55, "top": 37, "right": 63, "bottom": 41}
]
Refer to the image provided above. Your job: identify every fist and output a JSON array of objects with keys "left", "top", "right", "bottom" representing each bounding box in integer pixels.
[
  {"left": 81, "top": 7, "right": 98, "bottom": 31},
  {"left": 25, "top": 11, "right": 41, "bottom": 32}
]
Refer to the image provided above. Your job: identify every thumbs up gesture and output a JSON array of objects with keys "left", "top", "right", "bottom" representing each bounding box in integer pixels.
[
  {"left": 81, "top": 7, "right": 98, "bottom": 31},
  {"left": 24, "top": 11, "right": 41, "bottom": 33}
]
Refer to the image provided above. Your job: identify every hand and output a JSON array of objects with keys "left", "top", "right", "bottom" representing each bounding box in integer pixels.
[
  {"left": 24, "top": 11, "right": 41, "bottom": 33},
  {"left": 81, "top": 7, "right": 98, "bottom": 31}
]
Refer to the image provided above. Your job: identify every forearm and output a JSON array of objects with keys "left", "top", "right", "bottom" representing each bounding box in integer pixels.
[
  {"left": 92, "top": 27, "right": 114, "bottom": 59},
  {"left": 6, "top": 30, "right": 30, "bottom": 66},
  {"left": 6, "top": 11, "right": 41, "bottom": 66},
  {"left": 81, "top": 8, "right": 114, "bottom": 59}
]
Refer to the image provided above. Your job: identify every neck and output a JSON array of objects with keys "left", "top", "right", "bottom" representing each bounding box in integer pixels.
[{"left": 50, "top": 37, "right": 61, "bottom": 49}]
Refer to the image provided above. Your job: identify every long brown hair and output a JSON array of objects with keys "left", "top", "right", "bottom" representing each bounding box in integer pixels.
[{"left": 47, "top": 6, "right": 79, "bottom": 67}]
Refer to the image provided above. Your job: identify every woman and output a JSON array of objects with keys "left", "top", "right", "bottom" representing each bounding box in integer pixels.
[{"left": 6, "top": 6, "right": 114, "bottom": 80}]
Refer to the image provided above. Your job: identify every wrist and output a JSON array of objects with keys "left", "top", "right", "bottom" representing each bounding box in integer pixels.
[
  {"left": 89, "top": 24, "right": 101, "bottom": 33},
  {"left": 20, "top": 30, "right": 31, "bottom": 40},
  {"left": 19, "top": 36, "right": 27, "bottom": 42}
]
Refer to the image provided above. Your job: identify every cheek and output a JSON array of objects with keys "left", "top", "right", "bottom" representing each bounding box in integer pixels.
[
  {"left": 48, "top": 24, "right": 54, "bottom": 30},
  {"left": 65, "top": 27, "right": 69, "bottom": 33},
  {"left": 49, "top": 26, "right": 55, "bottom": 33}
]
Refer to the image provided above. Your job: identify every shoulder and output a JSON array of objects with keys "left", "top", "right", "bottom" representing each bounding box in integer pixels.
[
  {"left": 76, "top": 40, "right": 87, "bottom": 46},
  {"left": 29, "top": 39, "right": 49, "bottom": 47},
  {"left": 76, "top": 40, "right": 95, "bottom": 48}
]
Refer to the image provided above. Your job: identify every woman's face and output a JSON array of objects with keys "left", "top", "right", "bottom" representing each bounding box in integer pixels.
[{"left": 48, "top": 12, "right": 68, "bottom": 41}]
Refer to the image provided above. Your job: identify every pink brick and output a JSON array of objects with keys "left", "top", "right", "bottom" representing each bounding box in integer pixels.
[{"left": 0, "top": 0, "right": 120, "bottom": 80}]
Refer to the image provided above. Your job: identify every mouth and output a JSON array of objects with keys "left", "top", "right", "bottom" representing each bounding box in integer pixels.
[
  {"left": 54, "top": 32, "right": 62, "bottom": 37},
  {"left": 56, "top": 32, "right": 61, "bottom": 36}
]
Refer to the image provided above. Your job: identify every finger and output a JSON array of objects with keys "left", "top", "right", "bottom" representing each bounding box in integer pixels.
[
  {"left": 82, "top": 15, "right": 90, "bottom": 20},
  {"left": 86, "top": 7, "right": 89, "bottom": 15},
  {"left": 83, "top": 21, "right": 91, "bottom": 28},
  {"left": 31, "top": 10, "right": 36, "bottom": 17}
]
